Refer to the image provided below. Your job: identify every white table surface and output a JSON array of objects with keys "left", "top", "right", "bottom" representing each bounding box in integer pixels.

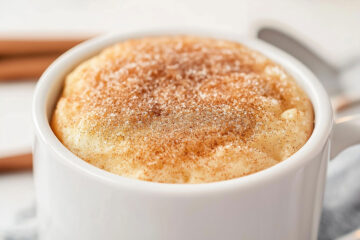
[{"left": 1, "top": 0, "right": 360, "bottom": 236}]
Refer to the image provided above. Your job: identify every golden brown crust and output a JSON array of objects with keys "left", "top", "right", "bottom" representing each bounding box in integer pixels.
[{"left": 51, "top": 36, "right": 314, "bottom": 183}]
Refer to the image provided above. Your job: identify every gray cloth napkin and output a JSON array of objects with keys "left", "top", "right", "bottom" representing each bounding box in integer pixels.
[
  {"left": 0, "top": 205, "right": 36, "bottom": 240},
  {"left": 319, "top": 145, "right": 360, "bottom": 240},
  {"left": 2, "top": 146, "right": 360, "bottom": 240}
]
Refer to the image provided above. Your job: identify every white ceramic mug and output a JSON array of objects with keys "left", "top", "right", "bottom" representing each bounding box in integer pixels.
[{"left": 32, "top": 29, "right": 357, "bottom": 240}]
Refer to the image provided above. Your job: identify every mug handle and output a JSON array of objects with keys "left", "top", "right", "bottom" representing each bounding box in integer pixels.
[{"left": 331, "top": 114, "right": 360, "bottom": 159}]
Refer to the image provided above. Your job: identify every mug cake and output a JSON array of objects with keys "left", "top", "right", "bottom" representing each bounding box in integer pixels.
[{"left": 51, "top": 36, "right": 313, "bottom": 183}]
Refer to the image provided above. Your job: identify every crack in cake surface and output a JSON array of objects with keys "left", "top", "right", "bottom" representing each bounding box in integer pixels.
[{"left": 51, "top": 36, "right": 314, "bottom": 183}]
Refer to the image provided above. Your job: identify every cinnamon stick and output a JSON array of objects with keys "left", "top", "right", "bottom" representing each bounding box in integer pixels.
[
  {"left": 0, "top": 53, "right": 60, "bottom": 80},
  {"left": 0, "top": 38, "right": 87, "bottom": 56},
  {"left": 0, "top": 153, "right": 32, "bottom": 171}
]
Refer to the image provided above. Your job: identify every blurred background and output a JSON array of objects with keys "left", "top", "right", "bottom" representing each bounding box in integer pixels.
[{"left": 1, "top": 0, "right": 360, "bottom": 239}]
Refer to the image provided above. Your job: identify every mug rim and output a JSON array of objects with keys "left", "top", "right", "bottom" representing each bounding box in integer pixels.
[{"left": 32, "top": 28, "right": 333, "bottom": 195}]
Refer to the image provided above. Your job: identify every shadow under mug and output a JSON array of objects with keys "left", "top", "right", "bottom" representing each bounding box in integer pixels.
[{"left": 32, "top": 29, "right": 356, "bottom": 240}]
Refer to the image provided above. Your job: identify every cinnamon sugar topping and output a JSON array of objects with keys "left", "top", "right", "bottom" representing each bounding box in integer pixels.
[{"left": 51, "top": 36, "right": 314, "bottom": 183}]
